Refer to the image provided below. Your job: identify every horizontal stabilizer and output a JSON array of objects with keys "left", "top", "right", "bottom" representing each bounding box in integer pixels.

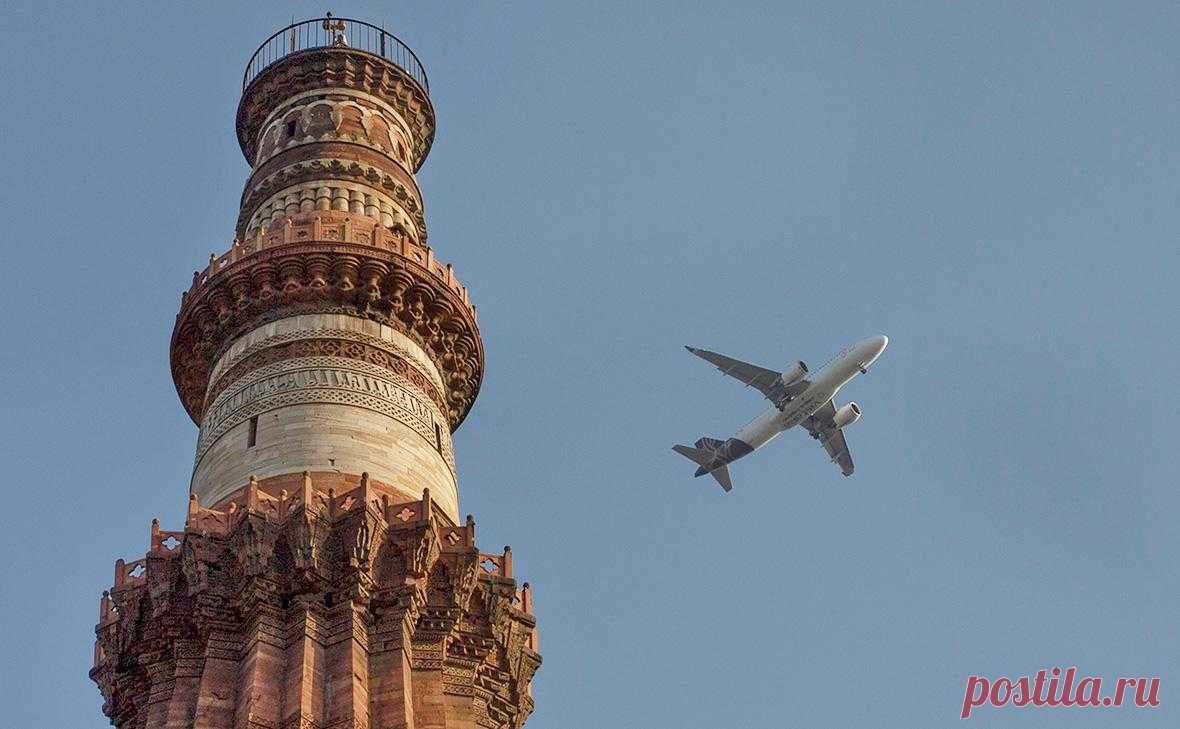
[
  {"left": 672, "top": 444, "right": 712, "bottom": 466},
  {"left": 672, "top": 444, "right": 734, "bottom": 492}
]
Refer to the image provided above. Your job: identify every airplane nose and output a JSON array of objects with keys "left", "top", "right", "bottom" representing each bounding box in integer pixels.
[{"left": 861, "top": 335, "right": 888, "bottom": 365}]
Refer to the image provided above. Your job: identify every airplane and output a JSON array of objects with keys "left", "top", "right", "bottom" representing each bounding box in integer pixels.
[{"left": 672, "top": 335, "right": 888, "bottom": 491}]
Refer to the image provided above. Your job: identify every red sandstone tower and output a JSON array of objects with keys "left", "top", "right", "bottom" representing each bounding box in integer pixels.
[{"left": 91, "top": 16, "right": 541, "bottom": 728}]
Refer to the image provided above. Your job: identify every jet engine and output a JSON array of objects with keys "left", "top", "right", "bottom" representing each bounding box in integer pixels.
[
  {"left": 832, "top": 402, "right": 861, "bottom": 429},
  {"left": 780, "top": 360, "right": 808, "bottom": 386}
]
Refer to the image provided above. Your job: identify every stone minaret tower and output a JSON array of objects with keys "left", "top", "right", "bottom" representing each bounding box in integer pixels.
[{"left": 91, "top": 16, "right": 541, "bottom": 728}]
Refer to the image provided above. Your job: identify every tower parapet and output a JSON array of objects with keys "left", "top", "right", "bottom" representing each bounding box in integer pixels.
[{"left": 93, "top": 17, "right": 540, "bottom": 728}]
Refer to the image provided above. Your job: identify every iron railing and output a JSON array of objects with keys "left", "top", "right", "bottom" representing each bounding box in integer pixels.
[{"left": 243, "top": 14, "right": 429, "bottom": 94}]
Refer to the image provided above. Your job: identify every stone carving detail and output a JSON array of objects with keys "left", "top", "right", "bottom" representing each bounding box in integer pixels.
[
  {"left": 253, "top": 93, "right": 416, "bottom": 171},
  {"left": 237, "top": 48, "right": 434, "bottom": 171},
  {"left": 212, "top": 321, "right": 445, "bottom": 393},
  {"left": 244, "top": 178, "right": 421, "bottom": 243},
  {"left": 239, "top": 153, "right": 426, "bottom": 241},
  {"left": 101, "top": 27, "right": 541, "bottom": 729},
  {"left": 207, "top": 339, "right": 447, "bottom": 414},
  {"left": 92, "top": 476, "right": 539, "bottom": 729},
  {"left": 451, "top": 550, "right": 481, "bottom": 609},
  {"left": 171, "top": 211, "right": 483, "bottom": 428},
  {"left": 233, "top": 512, "right": 276, "bottom": 577},
  {"left": 195, "top": 355, "right": 452, "bottom": 467}
]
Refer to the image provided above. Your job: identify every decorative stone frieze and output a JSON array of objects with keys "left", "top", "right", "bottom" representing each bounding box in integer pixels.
[
  {"left": 92, "top": 475, "right": 540, "bottom": 728},
  {"left": 240, "top": 143, "right": 424, "bottom": 238},
  {"left": 207, "top": 337, "right": 447, "bottom": 412},
  {"left": 237, "top": 48, "right": 434, "bottom": 171},
  {"left": 242, "top": 177, "right": 422, "bottom": 243},
  {"left": 252, "top": 89, "right": 418, "bottom": 171},
  {"left": 171, "top": 211, "right": 483, "bottom": 428},
  {"left": 195, "top": 356, "right": 451, "bottom": 464}
]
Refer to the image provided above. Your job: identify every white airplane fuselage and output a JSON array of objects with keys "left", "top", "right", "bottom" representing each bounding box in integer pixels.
[{"left": 728, "top": 335, "right": 889, "bottom": 458}]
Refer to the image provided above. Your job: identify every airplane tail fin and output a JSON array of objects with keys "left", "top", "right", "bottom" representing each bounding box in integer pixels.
[
  {"left": 708, "top": 464, "right": 733, "bottom": 492},
  {"left": 694, "top": 436, "right": 726, "bottom": 451},
  {"left": 672, "top": 442, "right": 734, "bottom": 492}
]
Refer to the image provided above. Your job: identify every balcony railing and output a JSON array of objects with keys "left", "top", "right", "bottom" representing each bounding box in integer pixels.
[{"left": 243, "top": 14, "right": 429, "bottom": 94}]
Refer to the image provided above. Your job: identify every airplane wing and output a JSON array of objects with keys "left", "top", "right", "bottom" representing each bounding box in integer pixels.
[
  {"left": 685, "top": 346, "right": 808, "bottom": 405},
  {"left": 803, "top": 400, "right": 855, "bottom": 476}
]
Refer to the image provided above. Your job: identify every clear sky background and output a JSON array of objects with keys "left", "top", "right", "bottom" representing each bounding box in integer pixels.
[{"left": 1, "top": 2, "right": 1177, "bottom": 727}]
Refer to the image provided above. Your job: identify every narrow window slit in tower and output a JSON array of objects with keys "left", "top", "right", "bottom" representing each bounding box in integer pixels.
[
  {"left": 286, "top": 119, "right": 297, "bottom": 137},
  {"left": 247, "top": 416, "right": 258, "bottom": 448},
  {"left": 434, "top": 422, "right": 443, "bottom": 453}
]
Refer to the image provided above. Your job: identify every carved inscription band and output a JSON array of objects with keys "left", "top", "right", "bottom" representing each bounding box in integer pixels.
[
  {"left": 196, "top": 356, "right": 453, "bottom": 470},
  {"left": 211, "top": 322, "right": 446, "bottom": 395},
  {"left": 205, "top": 366, "right": 435, "bottom": 428},
  {"left": 206, "top": 337, "right": 447, "bottom": 414}
]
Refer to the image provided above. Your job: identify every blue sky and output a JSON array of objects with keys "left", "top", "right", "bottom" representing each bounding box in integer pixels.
[{"left": 1, "top": 2, "right": 1177, "bottom": 727}]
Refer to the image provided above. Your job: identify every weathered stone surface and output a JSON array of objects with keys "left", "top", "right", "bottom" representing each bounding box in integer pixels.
[
  {"left": 92, "top": 476, "right": 540, "bottom": 728},
  {"left": 93, "top": 18, "right": 539, "bottom": 729},
  {"left": 190, "top": 312, "right": 459, "bottom": 518},
  {"left": 171, "top": 214, "right": 484, "bottom": 429}
]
